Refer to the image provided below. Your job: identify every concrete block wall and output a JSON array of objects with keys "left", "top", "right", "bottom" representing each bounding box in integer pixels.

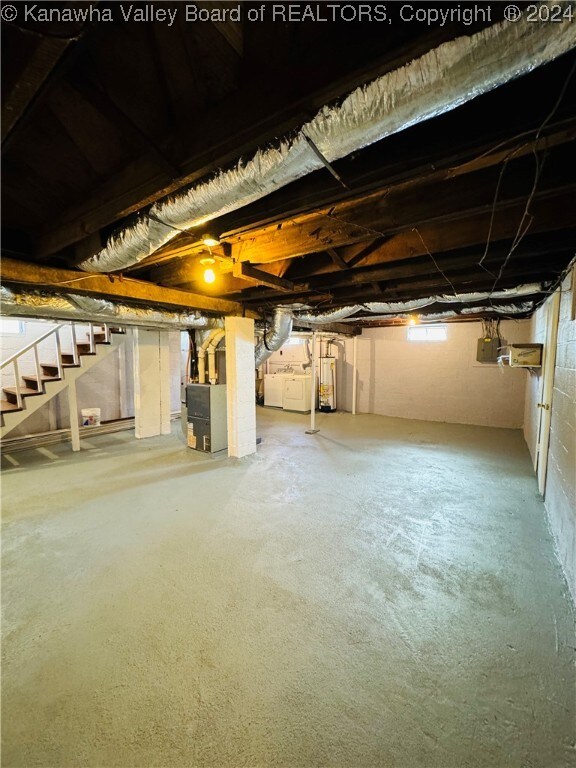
[
  {"left": 342, "top": 320, "right": 530, "bottom": 428},
  {"left": 525, "top": 272, "right": 576, "bottom": 602},
  {"left": 226, "top": 317, "right": 256, "bottom": 458}
]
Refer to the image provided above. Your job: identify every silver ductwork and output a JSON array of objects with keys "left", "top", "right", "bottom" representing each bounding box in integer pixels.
[
  {"left": 296, "top": 284, "right": 544, "bottom": 324},
  {"left": 77, "top": 10, "right": 575, "bottom": 273},
  {"left": 460, "top": 302, "right": 534, "bottom": 315},
  {"left": 295, "top": 306, "right": 361, "bottom": 324},
  {"left": 0, "top": 287, "right": 224, "bottom": 330},
  {"left": 357, "top": 304, "right": 534, "bottom": 323},
  {"left": 254, "top": 308, "right": 293, "bottom": 368}
]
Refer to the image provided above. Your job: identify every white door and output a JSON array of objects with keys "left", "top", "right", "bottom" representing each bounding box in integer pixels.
[{"left": 536, "top": 292, "right": 561, "bottom": 495}]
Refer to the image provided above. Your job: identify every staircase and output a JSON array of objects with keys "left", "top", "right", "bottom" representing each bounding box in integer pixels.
[{"left": 1, "top": 323, "right": 126, "bottom": 439}]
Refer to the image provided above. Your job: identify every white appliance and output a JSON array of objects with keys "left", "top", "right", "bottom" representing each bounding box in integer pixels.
[
  {"left": 319, "top": 357, "right": 337, "bottom": 412},
  {"left": 264, "top": 373, "right": 291, "bottom": 407},
  {"left": 282, "top": 375, "right": 312, "bottom": 413}
]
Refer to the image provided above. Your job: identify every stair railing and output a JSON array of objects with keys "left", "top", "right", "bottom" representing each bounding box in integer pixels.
[
  {"left": 1, "top": 322, "right": 110, "bottom": 407},
  {"left": 1, "top": 324, "right": 66, "bottom": 408}
]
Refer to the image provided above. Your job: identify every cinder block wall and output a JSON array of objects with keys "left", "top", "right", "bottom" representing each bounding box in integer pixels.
[
  {"left": 525, "top": 273, "right": 576, "bottom": 602},
  {"left": 344, "top": 320, "right": 530, "bottom": 428}
]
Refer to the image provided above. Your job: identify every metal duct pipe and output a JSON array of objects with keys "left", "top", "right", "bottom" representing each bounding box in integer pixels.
[
  {"left": 255, "top": 307, "right": 293, "bottom": 368},
  {"left": 197, "top": 328, "right": 223, "bottom": 383},
  {"left": 364, "top": 284, "right": 544, "bottom": 313},
  {"left": 207, "top": 329, "right": 225, "bottom": 384},
  {"left": 296, "top": 306, "right": 362, "bottom": 324},
  {"left": 77, "top": 12, "right": 575, "bottom": 274},
  {"left": 295, "top": 284, "right": 545, "bottom": 324},
  {"left": 460, "top": 303, "right": 534, "bottom": 315},
  {"left": 0, "top": 287, "right": 224, "bottom": 330}
]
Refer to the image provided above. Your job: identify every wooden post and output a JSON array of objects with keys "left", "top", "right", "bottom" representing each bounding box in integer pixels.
[{"left": 68, "top": 381, "right": 80, "bottom": 452}]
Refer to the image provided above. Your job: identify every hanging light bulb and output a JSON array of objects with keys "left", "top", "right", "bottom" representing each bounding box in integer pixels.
[
  {"left": 201, "top": 234, "right": 220, "bottom": 248},
  {"left": 200, "top": 255, "right": 217, "bottom": 284}
]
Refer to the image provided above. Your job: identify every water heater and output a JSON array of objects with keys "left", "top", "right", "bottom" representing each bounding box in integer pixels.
[{"left": 319, "top": 357, "right": 336, "bottom": 412}]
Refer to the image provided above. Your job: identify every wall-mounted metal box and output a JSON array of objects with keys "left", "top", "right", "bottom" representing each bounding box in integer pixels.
[
  {"left": 509, "top": 343, "right": 543, "bottom": 367},
  {"left": 476, "top": 337, "right": 500, "bottom": 363}
]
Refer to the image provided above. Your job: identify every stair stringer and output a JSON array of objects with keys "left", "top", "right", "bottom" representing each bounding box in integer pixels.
[{"left": 1, "top": 334, "right": 127, "bottom": 439}]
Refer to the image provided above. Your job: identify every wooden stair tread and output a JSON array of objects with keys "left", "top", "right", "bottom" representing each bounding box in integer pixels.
[
  {"left": 0, "top": 400, "right": 22, "bottom": 413},
  {"left": 22, "top": 375, "right": 61, "bottom": 382},
  {"left": 3, "top": 387, "right": 42, "bottom": 397}
]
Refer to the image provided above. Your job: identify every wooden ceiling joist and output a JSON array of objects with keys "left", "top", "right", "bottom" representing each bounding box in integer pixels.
[
  {"left": 231, "top": 262, "right": 296, "bottom": 293},
  {"left": 0, "top": 258, "right": 256, "bottom": 317}
]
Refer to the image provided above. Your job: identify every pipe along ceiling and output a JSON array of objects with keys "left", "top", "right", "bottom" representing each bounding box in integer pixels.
[
  {"left": 75, "top": 8, "right": 575, "bottom": 275},
  {"left": 3, "top": 6, "right": 574, "bottom": 364}
]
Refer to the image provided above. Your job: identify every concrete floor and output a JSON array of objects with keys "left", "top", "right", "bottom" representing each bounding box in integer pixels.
[{"left": 1, "top": 409, "right": 575, "bottom": 768}]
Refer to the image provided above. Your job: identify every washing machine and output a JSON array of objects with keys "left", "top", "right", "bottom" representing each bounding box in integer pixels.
[
  {"left": 282, "top": 375, "right": 312, "bottom": 413},
  {"left": 264, "top": 373, "right": 290, "bottom": 408}
]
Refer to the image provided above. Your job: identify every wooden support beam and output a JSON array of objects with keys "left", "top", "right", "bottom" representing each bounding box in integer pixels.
[
  {"left": 326, "top": 248, "right": 348, "bottom": 270},
  {"left": 196, "top": 1, "right": 243, "bottom": 55},
  {"left": 35, "top": 30, "right": 461, "bottom": 257},
  {"left": 226, "top": 159, "right": 575, "bottom": 264},
  {"left": 69, "top": 78, "right": 181, "bottom": 177},
  {"left": 293, "top": 320, "right": 361, "bottom": 336},
  {"left": 228, "top": 189, "right": 575, "bottom": 302},
  {"left": 2, "top": 37, "right": 72, "bottom": 143},
  {"left": 232, "top": 262, "right": 296, "bottom": 292},
  {"left": 0, "top": 258, "right": 257, "bottom": 317},
  {"left": 345, "top": 240, "right": 384, "bottom": 268}
]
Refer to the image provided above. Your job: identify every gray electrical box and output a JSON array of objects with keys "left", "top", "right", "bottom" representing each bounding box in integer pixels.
[
  {"left": 185, "top": 384, "right": 227, "bottom": 453},
  {"left": 476, "top": 337, "right": 500, "bottom": 363}
]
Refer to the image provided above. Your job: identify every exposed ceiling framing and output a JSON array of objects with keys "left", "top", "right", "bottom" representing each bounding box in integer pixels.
[{"left": 2, "top": 3, "right": 575, "bottom": 327}]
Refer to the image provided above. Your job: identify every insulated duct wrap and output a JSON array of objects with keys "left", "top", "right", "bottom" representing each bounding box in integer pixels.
[
  {"left": 0, "top": 287, "right": 224, "bottom": 330},
  {"left": 255, "top": 308, "right": 293, "bottom": 368},
  {"left": 77, "top": 8, "right": 575, "bottom": 273},
  {"left": 296, "top": 306, "right": 362, "bottom": 324},
  {"left": 460, "top": 303, "right": 534, "bottom": 315},
  {"left": 353, "top": 306, "right": 533, "bottom": 323},
  {"left": 295, "top": 284, "right": 544, "bottom": 323}
]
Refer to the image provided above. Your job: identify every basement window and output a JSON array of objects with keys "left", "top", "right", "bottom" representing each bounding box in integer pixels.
[
  {"left": 407, "top": 325, "right": 447, "bottom": 342},
  {"left": 0, "top": 319, "right": 24, "bottom": 335}
]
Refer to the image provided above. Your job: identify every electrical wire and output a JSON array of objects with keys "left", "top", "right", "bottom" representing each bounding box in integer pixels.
[
  {"left": 489, "top": 59, "right": 576, "bottom": 297},
  {"left": 413, "top": 228, "right": 458, "bottom": 296}
]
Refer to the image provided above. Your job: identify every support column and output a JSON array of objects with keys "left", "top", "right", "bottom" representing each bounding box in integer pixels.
[
  {"left": 306, "top": 331, "right": 319, "bottom": 434},
  {"left": 67, "top": 381, "right": 80, "bottom": 452},
  {"left": 352, "top": 335, "right": 358, "bottom": 416},
  {"left": 225, "top": 317, "right": 257, "bottom": 458},
  {"left": 133, "top": 328, "right": 171, "bottom": 439}
]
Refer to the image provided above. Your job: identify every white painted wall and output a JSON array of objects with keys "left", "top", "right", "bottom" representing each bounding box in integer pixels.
[
  {"left": 347, "top": 321, "right": 530, "bottom": 428},
  {"left": 1, "top": 319, "right": 181, "bottom": 437},
  {"left": 265, "top": 321, "right": 530, "bottom": 428},
  {"left": 226, "top": 317, "right": 256, "bottom": 458},
  {"left": 524, "top": 272, "right": 576, "bottom": 602}
]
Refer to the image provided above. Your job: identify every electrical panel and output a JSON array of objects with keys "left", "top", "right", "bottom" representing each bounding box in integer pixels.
[{"left": 476, "top": 337, "right": 500, "bottom": 363}]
